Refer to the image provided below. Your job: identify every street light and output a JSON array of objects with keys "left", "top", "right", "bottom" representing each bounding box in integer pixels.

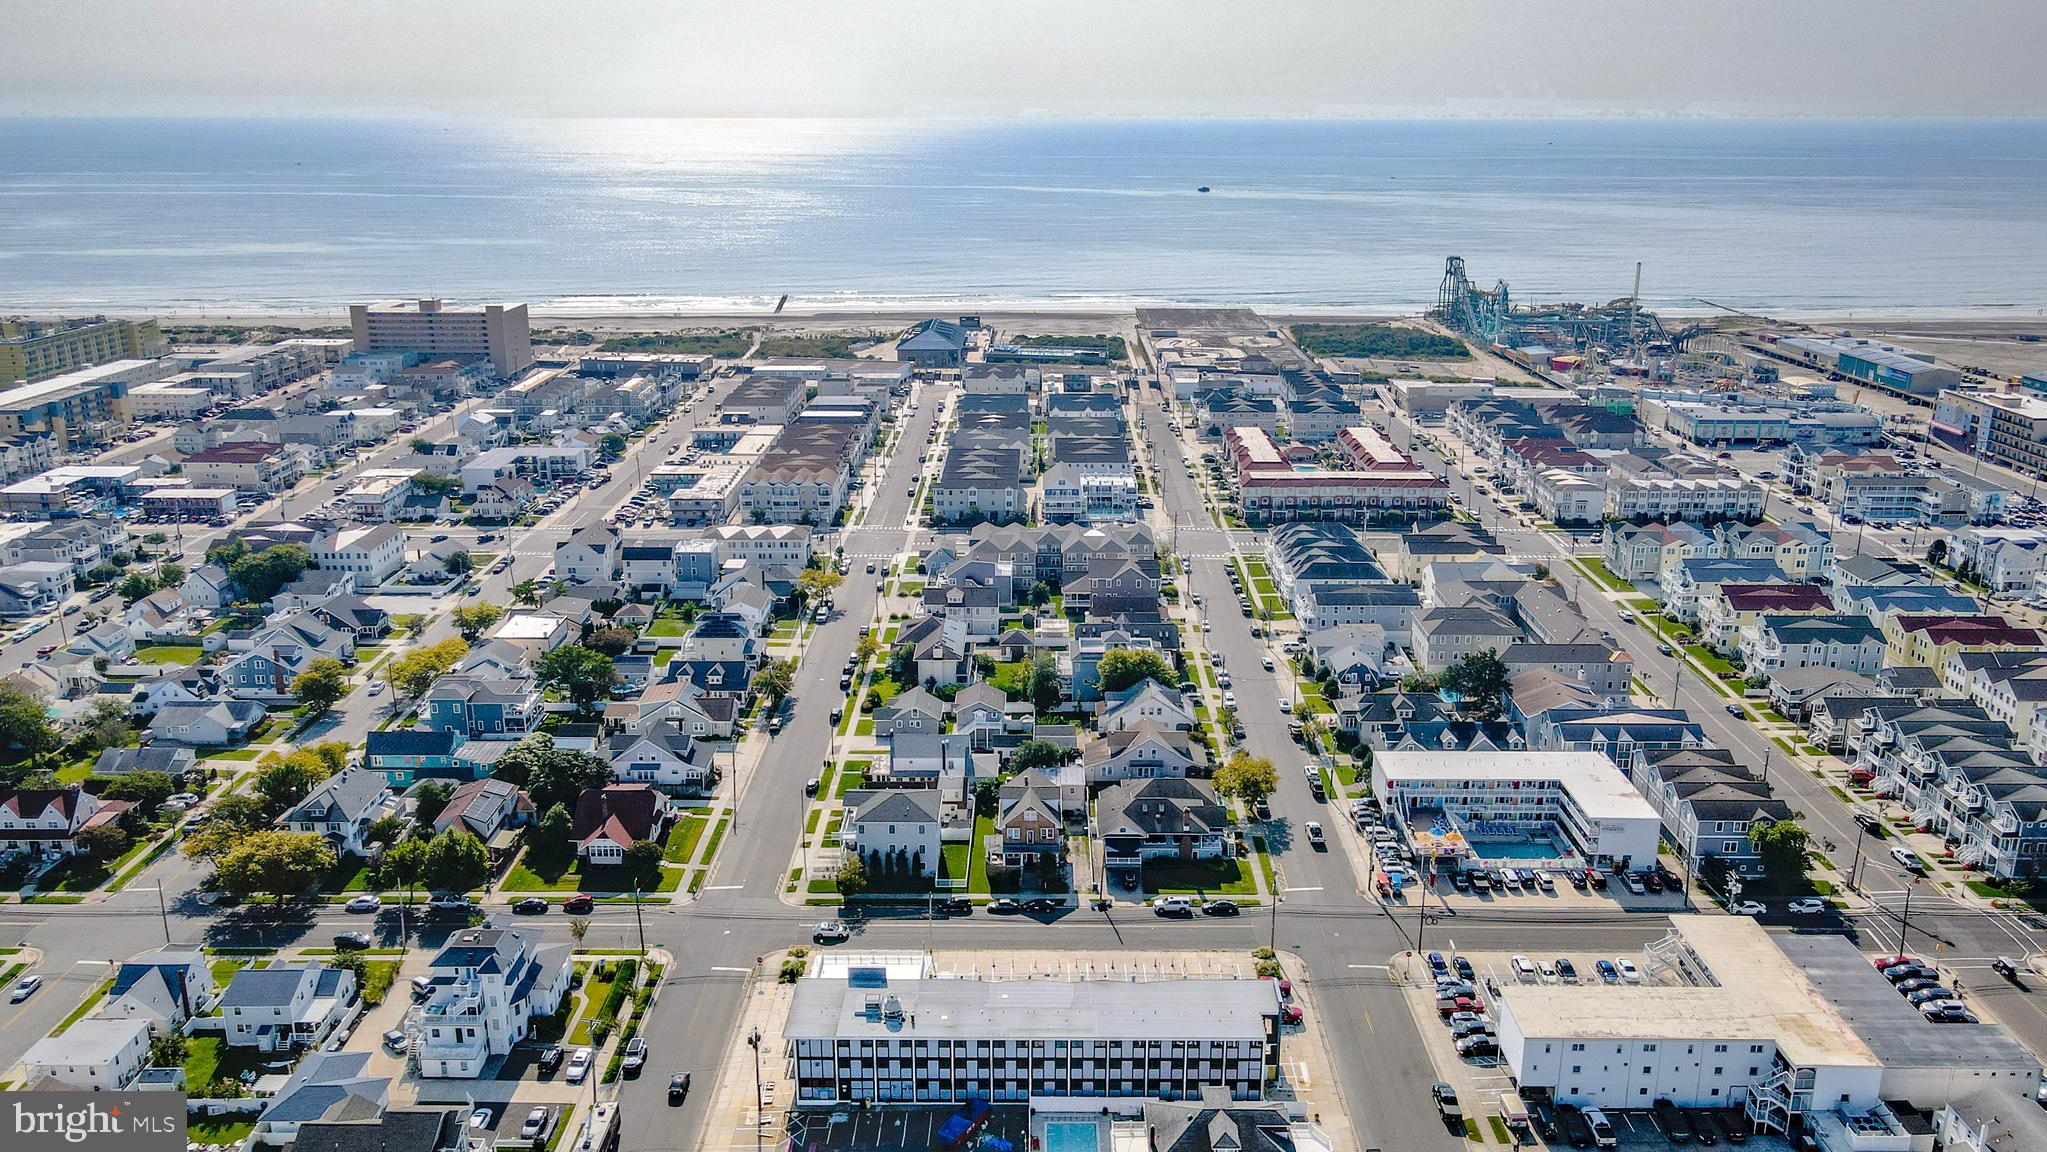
[{"left": 746, "top": 1026, "right": 765, "bottom": 1152}]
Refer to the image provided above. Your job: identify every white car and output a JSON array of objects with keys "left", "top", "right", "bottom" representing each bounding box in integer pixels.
[
  {"left": 469, "top": 1109, "right": 492, "bottom": 1132},
  {"left": 1787, "top": 897, "right": 1828, "bottom": 915},
  {"left": 1614, "top": 957, "right": 1642, "bottom": 983},
  {"left": 1222, "top": 691, "right": 1236, "bottom": 707},
  {"left": 345, "top": 895, "right": 382, "bottom": 913},
  {"left": 520, "top": 1108, "right": 549, "bottom": 1140},
  {"left": 813, "top": 921, "right": 850, "bottom": 944},
  {"left": 565, "top": 1047, "right": 594, "bottom": 1083},
  {"left": 1729, "top": 900, "right": 1767, "bottom": 916},
  {"left": 10, "top": 974, "right": 43, "bottom": 1002}
]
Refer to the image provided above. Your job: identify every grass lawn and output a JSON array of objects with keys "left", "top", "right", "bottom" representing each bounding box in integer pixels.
[
  {"left": 54, "top": 979, "right": 113, "bottom": 1033},
  {"left": 941, "top": 839, "right": 970, "bottom": 883},
  {"left": 647, "top": 617, "right": 689, "bottom": 638},
  {"left": 663, "top": 813, "right": 711, "bottom": 864},
  {"left": 359, "top": 959, "right": 401, "bottom": 1006},
  {"left": 989, "top": 660, "right": 1031, "bottom": 699},
  {"left": 52, "top": 760, "right": 95, "bottom": 785},
  {"left": 183, "top": 1034, "right": 266, "bottom": 1092},
  {"left": 134, "top": 644, "right": 204, "bottom": 665},
  {"left": 967, "top": 813, "right": 996, "bottom": 894},
  {"left": 834, "top": 761, "right": 871, "bottom": 798},
  {"left": 700, "top": 817, "right": 729, "bottom": 871},
  {"left": 568, "top": 968, "right": 621, "bottom": 1045},
  {"left": 202, "top": 748, "right": 261, "bottom": 761},
  {"left": 1686, "top": 645, "right": 1739, "bottom": 677},
  {"left": 188, "top": 1118, "right": 256, "bottom": 1145},
  {"left": 1572, "top": 556, "right": 1635, "bottom": 594},
  {"left": 1143, "top": 857, "right": 1257, "bottom": 897},
  {"left": 503, "top": 846, "right": 677, "bottom": 895}
]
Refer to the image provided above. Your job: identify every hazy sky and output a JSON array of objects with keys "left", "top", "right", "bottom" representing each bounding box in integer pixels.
[{"left": 6, "top": 0, "right": 2045, "bottom": 118}]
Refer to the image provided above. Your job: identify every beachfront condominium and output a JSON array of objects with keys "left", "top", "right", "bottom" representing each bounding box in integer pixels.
[
  {"left": 349, "top": 299, "right": 533, "bottom": 380},
  {"left": 0, "top": 317, "right": 166, "bottom": 388}
]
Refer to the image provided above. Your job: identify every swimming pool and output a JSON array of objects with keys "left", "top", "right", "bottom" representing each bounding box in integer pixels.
[
  {"left": 1044, "top": 1121, "right": 1101, "bottom": 1152},
  {"left": 1470, "top": 838, "right": 1569, "bottom": 862}
]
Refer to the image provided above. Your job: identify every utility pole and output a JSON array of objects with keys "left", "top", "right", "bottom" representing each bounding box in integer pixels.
[
  {"left": 1898, "top": 876, "right": 1921, "bottom": 955},
  {"left": 1848, "top": 824, "right": 1870, "bottom": 893},
  {"left": 153, "top": 884, "right": 171, "bottom": 944},
  {"left": 1667, "top": 652, "right": 1686, "bottom": 710},
  {"left": 630, "top": 884, "right": 647, "bottom": 958}
]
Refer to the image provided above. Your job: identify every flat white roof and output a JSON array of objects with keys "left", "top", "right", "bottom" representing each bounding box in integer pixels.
[
  {"left": 1375, "top": 750, "right": 1660, "bottom": 824},
  {"left": 1501, "top": 915, "right": 1876, "bottom": 1071},
  {"left": 494, "top": 613, "right": 567, "bottom": 639},
  {"left": 0, "top": 359, "right": 157, "bottom": 408}
]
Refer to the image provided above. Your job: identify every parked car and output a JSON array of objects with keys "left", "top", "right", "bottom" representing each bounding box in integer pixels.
[
  {"left": 563, "top": 894, "right": 595, "bottom": 914},
  {"left": 1201, "top": 899, "right": 1241, "bottom": 916},
  {"left": 622, "top": 1037, "right": 647, "bottom": 1072},
  {"left": 1021, "top": 898, "right": 1060, "bottom": 914},
  {"left": 539, "top": 1045, "right": 565, "bottom": 1072},
  {"left": 1614, "top": 958, "right": 1641, "bottom": 983},
  {"left": 1585, "top": 1108, "right": 1619, "bottom": 1149},
  {"left": 1152, "top": 897, "right": 1194, "bottom": 918},
  {"left": 989, "top": 898, "right": 1025, "bottom": 915},
  {"left": 1890, "top": 846, "right": 1928, "bottom": 874},
  {"left": 1787, "top": 898, "right": 1827, "bottom": 915},
  {"left": 1432, "top": 1083, "right": 1462, "bottom": 1124},
  {"left": 511, "top": 897, "right": 549, "bottom": 915},
  {"left": 345, "top": 895, "right": 382, "bottom": 913},
  {"left": 383, "top": 1030, "right": 408, "bottom": 1053},
  {"left": 520, "top": 1108, "right": 549, "bottom": 1139},
  {"left": 469, "top": 1109, "right": 492, "bottom": 1132},
  {"left": 333, "top": 931, "right": 372, "bottom": 949},
  {"left": 1653, "top": 1098, "right": 1693, "bottom": 1143},
  {"left": 565, "top": 1048, "right": 593, "bottom": 1083},
  {"left": 937, "top": 897, "right": 972, "bottom": 915},
  {"left": 1729, "top": 900, "right": 1767, "bottom": 916},
  {"left": 10, "top": 974, "right": 42, "bottom": 1002}
]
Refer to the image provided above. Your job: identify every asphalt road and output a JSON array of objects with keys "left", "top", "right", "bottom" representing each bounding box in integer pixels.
[{"left": 17, "top": 372, "right": 2043, "bottom": 1152}]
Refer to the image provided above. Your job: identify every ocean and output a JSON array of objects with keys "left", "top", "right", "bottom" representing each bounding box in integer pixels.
[{"left": 2, "top": 116, "right": 2045, "bottom": 318}]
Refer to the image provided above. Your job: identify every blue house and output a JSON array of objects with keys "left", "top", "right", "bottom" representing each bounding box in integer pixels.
[
  {"left": 364, "top": 728, "right": 468, "bottom": 787},
  {"left": 423, "top": 675, "right": 544, "bottom": 740}
]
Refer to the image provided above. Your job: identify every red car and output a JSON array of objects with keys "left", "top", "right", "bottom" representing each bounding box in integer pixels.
[
  {"left": 35, "top": 645, "right": 56, "bottom": 656},
  {"left": 563, "top": 894, "right": 595, "bottom": 914},
  {"left": 1279, "top": 1004, "right": 1303, "bottom": 1026}
]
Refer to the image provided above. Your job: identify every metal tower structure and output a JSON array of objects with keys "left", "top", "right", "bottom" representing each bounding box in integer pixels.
[{"left": 1433, "top": 256, "right": 1511, "bottom": 345}]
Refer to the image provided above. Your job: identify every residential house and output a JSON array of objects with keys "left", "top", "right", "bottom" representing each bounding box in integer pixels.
[
  {"left": 603, "top": 725, "right": 717, "bottom": 792},
  {"left": 1945, "top": 650, "right": 2047, "bottom": 762},
  {"left": 1499, "top": 641, "right": 1634, "bottom": 700},
  {"left": 145, "top": 698, "right": 266, "bottom": 746},
  {"left": 255, "top": 1052, "right": 392, "bottom": 1146},
  {"left": 921, "top": 581, "right": 1003, "bottom": 642},
  {"left": 1097, "top": 777, "right": 1233, "bottom": 878},
  {"left": 1697, "top": 582, "right": 1836, "bottom": 652},
  {"left": 432, "top": 777, "right": 532, "bottom": 861},
  {"left": 0, "top": 784, "right": 132, "bottom": 860},
  {"left": 1858, "top": 700, "right": 2047, "bottom": 880},
  {"left": 413, "top": 927, "right": 572, "bottom": 1079},
  {"left": 222, "top": 961, "right": 358, "bottom": 1053},
  {"left": 283, "top": 769, "right": 396, "bottom": 856},
  {"left": 307, "top": 594, "right": 392, "bottom": 643},
  {"left": 1080, "top": 722, "right": 1198, "bottom": 784},
  {"left": 1630, "top": 746, "right": 1795, "bottom": 879},
  {"left": 994, "top": 770, "right": 1067, "bottom": 867},
  {"left": 1095, "top": 679, "right": 1197, "bottom": 734},
  {"left": 1412, "top": 605, "right": 1522, "bottom": 673},
  {"left": 1662, "top": 557, "right": 1790, "bottom": 623},
  {"left": 1719, "top": 520, "right": 1835, "bottom": 581},
  {"left": 884, "top": 732, "right": 975, "bottom": 783},
  {"left": 1889, "top": 614, "right": 2046, "bottom": 677},
  {"left": 1742, "top": 615, "right": 1886, "bottom": 677},
  {"left": 20, "top": 1017, "right": 153, "bottom": 1090},
  {"left": 1764, "top": 667, "right": 1890, "bottom": 725},
  {"left": 571, "top": 784, "right": 672, "bottom": 864},
  {"left": 874, "top": 686, "right": 947, "bottom": 739},
  {"left": 1601, "top": 521, "right": 1718, "bottom": 584},
  {"left": 124, "top": 587, "right": 197, "bottom": 640},
  {"left": 1527, "top": 706, "right": 1705, "bottom": 765},
  {"left": 108, "top": 948, "right": 215, "bottom": 1024},
  {"left": 951, "top": 683, "right": 1014, "bottom": 751},
  {"left": 554, "top": 524, "right": 622, "bottom": 584},
  {"left": 364, "top": 728, "right": 468, "bottom": 788},
  {"left": 424, "top": 675, "right": 545, "bottom": 740},
  {"left": 92, "top": 745, "right": 195, "bottom": 778},
  {"left": 843, "top": 789, "right": 942, "bottom": 878},
  {"left": 180, "top": 563, "right": 234, "bottom": 611}
]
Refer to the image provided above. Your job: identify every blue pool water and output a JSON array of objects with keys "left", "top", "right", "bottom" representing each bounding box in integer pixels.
[
  {"left": 1045, "top": 1122, "right": 1101, "bottom": 1152},
  {"left": 1471, "top": 839, "right": 1567, "bottom": 861}
]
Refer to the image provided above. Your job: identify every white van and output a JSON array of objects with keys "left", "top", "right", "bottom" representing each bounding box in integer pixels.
[
  {"left": 1498, "top": 1092, "right": 1530, "bottom": 1133},
  {"left": 1510, "top": 955, "right": 1540, "bottom": 982}
]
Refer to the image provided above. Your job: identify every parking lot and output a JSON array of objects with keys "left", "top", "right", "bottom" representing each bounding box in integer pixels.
[
  {"left": 1353, "top": 803, "right": 1689, "bottom": 913},
  {"left": 787, "top": 1105, "right": 1029, "bottom": 1152},
  {"left": 1399, "top": 948, "right": 1801, "bottom": 1150}
]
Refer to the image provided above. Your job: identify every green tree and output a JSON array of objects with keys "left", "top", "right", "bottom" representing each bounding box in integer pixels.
[
  {"left": 422, "top": 827, "right": 491, "bottom": 894},
  {"left": 451, "top": 602, "right": 506, "bottom": 640},
  {"left": 182, "top": 793, "right": 271, "bottom": 859},
  {"left": 1439, "top": 649, "right": 1510, "bottom": 719},
  {"left": 853, "top": 632, "right": 884, "bottom": 665},
  {"left": 1027, "top": 651, "right": 1063, "bottom": 711},
  {"left": 118, "top": 571, "right": 159, "bottom": 603},
  {"left": 412, "top": 779, "right": 455, "bottom": 827},
  {"left": 381, "top": 837, "right": 429, "bottom": 911},
  {"left": 488, "top": 732, "right": 553, "bottom": 789},
  {"left": 536, "top": 644, "right": 617, "bottom": 712},
  {"left": 1753, "top": 818, "right": 1813, "bottom": 889},
  {"left": 205, "top": 537, "right": 248, "bottom": 569},
  {"left": 1011, "top": 738, "right": 1066, "bottom": 772},
  {"left": 1095, "top": 648, "right": 1173, "bottom": 694},
  {"left": 76, "top": 821, "right": 130, "bottom": 865},
  {"left": 291, "top": 657, "right": 351, "bottom": 718},
  {"left": 622, "top": 839, "right": 663, "bottom": 885},
  {"left": 228, "top": 544, "right": 311, "bottom": 604},
  {"left": 444, "top": 550, "right": 476, "bottom": 576},
  {"left": 796, "top": 566, "right": 843, "bottom": 606},
  {"left": 972, "top": 777, "right": 1002, "bottom": 816},
  {"left": 511, "top": 579, "right": 542, "bottom": 607},
  {"left": 157, "top": 562, "right": 186, "bottom": 588},
  {"left": 754, "top": 658, "right": 796, "bottom": 705},
  {"left": 583, "top": 626, "right": 637, "bottom": 657},
  {"left": 149, "top": 1031, "right": 188, "bottom": 1068},
  {"left": 599, "top": 432, "right": 629, "bottom": 459},
  {"left": 389, "top": 637, "right": 470, "bottom": 698},
  {"left": 101, "top": 770, "right": 176, "bottom": 814},
  {"left": 1214, "top": 750, "right": 1279, "bottom": 806},
  {"left": 0, "top": 681, "right": 59, "bottom": 762},
  {"left": 366, "top": 814, "right": 407, "bottom": 849},
  {"left": 834, "top": 853, "right": 867, "bottom": 898},
  {"left": 1697, "top": 854, "right": 1733, "bottom": 900},
  {"left": 214, "top": 830, "right": 337, "bottom": 903},
  {"left": 255, "top": 748, "right": 336, "bottom": 812},
  {"left": 534, "top": 802, "right": 573, "bottom": 851},
  {"left": 74, "top": 698, "right": 134, "bottom": 754},
  {"left": 411, "top": 471, "right": 461, "bottom": 497},
  {"left": 527, "top": 748, "right": 613, "bottom": 813}
]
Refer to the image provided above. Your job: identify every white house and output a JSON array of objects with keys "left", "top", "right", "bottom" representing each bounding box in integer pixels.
[
  {"left": 602, "top": 727, "right": 717, "bottom": 792},
  {"left": 282, "top": 768, "right": 395, "bottom": 857},
  {"left": 0, "top": 785, "right": 134, "bottom": 860},
  {"left": 1079, "top": 722, "right": 1197, "bottom": 784},
  {"left": 311, "top": 525, "right": 407, "bottom": 585},
  {"left": 843, "top": 789, "right": 942, "bottom": 878},
  {"left": 412, "top": 927, "right": 573, "bottom": 1079},
  {"left": 21, "top": 1017, "right": 153, "bottom": 1089},
  {"left": 222, "top": 961, "right": 358, "bottom": 1053},
  {"left": 1094, "top": 680, "right": 1197, "bottom": 734}
]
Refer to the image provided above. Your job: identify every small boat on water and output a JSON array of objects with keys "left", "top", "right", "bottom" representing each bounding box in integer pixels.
[{"left": 1197, "top": 186, "right": 1210, "bottom": 193}]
